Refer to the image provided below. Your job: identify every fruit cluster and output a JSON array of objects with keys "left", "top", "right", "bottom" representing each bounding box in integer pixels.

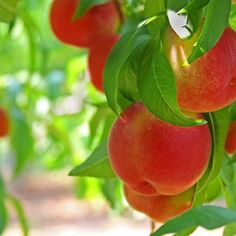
[
  {"left": 49, "top": 0, "right": 236, "bottom": 225},
  {"left": 49, "top": 0, "right": 120, "bottom": 92},
  {"left": 108, "top": 25, "right": 236, "bottom": 222}
]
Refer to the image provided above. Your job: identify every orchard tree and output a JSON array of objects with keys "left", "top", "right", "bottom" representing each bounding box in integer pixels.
[{"left": 1, "top": 0, "right": 236, "bottom": 236}]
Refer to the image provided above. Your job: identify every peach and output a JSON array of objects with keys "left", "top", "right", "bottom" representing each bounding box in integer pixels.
[
  {"left": 0, "top": 108, "right": 9, "bottom": 137},
  {"left": 124, "top": 184, "right": 194, "bottom": 222},
  {"left": 108, "top": 103, "right": 211, "bottom": 196},
  {"left": 50, "top": 0, "right": 120, "bottom": 48},
  {"left": 225, "top": 121, "right": 236, "bottom": 155},
  {"left": 164, "top": 27, "right": 236, "bottom": 112},
  {"left": 88, "top": 34, "right": 119, "bottom": 92}
]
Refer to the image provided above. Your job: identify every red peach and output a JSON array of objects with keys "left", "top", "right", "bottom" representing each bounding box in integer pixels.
[
  {"left": 50, "top": 0, "right": 120, "bottom": 48},
  {"left": 88, "top": 34, "right": 119, "bottom": 92},
  {"left": 164, "top": 27, "right": 236, "bottom": 113},
  {"left": 225, "top": 121, "right": 236, "bottom": 155},
  {"left": 109, "top": 103, "right": 211, "bottom": 196},
  {"left": 124, "top": 185, "right": 194, "bottom": 223},
  {"left": 0, "top": 108, "right": 9, "bottom": 137}
]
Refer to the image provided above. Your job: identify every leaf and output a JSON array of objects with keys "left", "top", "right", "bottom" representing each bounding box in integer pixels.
[
  {"left": 230, "top": 4, "right": 236, "bottom": 31},
  {"left": 118, "top": 43, "right": 145, "bottom": 102},
  {"left": 89, "top": 103, "right": 109, "bottom": 146},
  {"left": 100, "top": 179, "right": 123, "bottom": 210},
  {"left": 104, "top": 26, "right": 150, "bottom": 115},
  {"left": 230, "top": 102, "right": 236, "bottom": 120},
  {"left": 220, "top": 158, "right": 236, "bottom": 236},
  {"left": 0, "top": 174, "right": 7, "bottom": 234},
  {"left": 167, "top": 0, "right": 189, "bottom": 11},
  {"left": 187, "top": 0, "right": 231, "bottom": 63},
  {"left": 7, "top": 194, "right": 29, "bottom": 236},
  {"left": 0, "top": 0, "right": 19, "bottom": 23},
  {"left": 75, "top": 0, "right": 109, "bottom": 18},
  {"left": 194, "top": 107, "right": 231, "bottom": 196},
  {"left": 152, "top": 206, "right": 236, "bottom": 236},
  {"left": 0, "top": 200, "right": 8, "bottom": 234},
  {"left": 10, "top": 108, "right": 34, "bottom": 176},
  {"left": 69, "top": 140, "right": 116, "bottom": 178},
  {"left": 204, "top": 177, "right": 221, "bottom": 203},
  {"left": 137, "top": 39, "right": 205, "bottom": 126},
  {"left": 179, "top": 0, "right": 210, "bottom": 14},
  {"left": 144, "top": 0, "right": 167, "bottom": 34}
]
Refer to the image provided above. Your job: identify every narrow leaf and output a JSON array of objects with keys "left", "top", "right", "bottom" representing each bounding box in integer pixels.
[
  {"left": 75, "top": 0, "right": 109, "bottom": 18},
  {"left": 0, "top": 200, "right": 8, "bottom": 234},
  {"left": 187, "top": 0, "right": 231, "bottom": 63},
  {"left": 7, "top": 194, "right": 29, "bottom": 236},
  {"left": 10, "top": 108, "right": 34, "bottom": 176},
  {"left": 180, "top": 0, "right": 210, "bottom": 13},
  {"left": 194, "top": 107, "right": 231, "bottom": 196},
  {"left": 104, "top": 26, "right": 150, "bottom": 115},
  {"left": 138, "top": 39, "right": 205, "bottom": 126},
  {"left": 69, "top": 140, "right": 116, "bottom": 178},
  {"left": 0, "top": 0, "right": 19, "bottom": 23},
  {"left": 152, "top": 206, "right": 236, "bottom": 236}
]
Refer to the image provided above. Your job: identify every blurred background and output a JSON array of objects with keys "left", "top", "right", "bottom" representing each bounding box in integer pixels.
[{"left": 0, "top": 0, "right": 235, "bottom": 235}]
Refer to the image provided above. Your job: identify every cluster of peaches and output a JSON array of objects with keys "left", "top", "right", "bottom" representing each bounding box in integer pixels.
[
  {"left": 49, "top": 0, "right": 236, "bottom": 223},
  {"left": 108, "top": 26, "right": 236, "bottom": 222},
  {"left": 50, "top": 0, "right": 121, "bottom": 92}
]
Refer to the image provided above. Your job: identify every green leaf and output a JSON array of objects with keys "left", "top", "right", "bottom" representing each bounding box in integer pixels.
[
  {"left": 0, "top": 200, "right": 8, "bottom": 234},
  {"left": 144, "top": 0, "right": 167, "bottom": 34},
  {"left": 174, "top": 227, "right": 197, "bottom": 236},
  {"left": 230, "top": 4, "right": 236, "bottom": 31},
  {"left": 137, "top": 39, "right": 205, "bottom": 126},
  {"left": 152, "top": 206, "right": 236, "bottom": 236},
  {"left": 118, "top": 42, "right": 145, "bottom": 102},
  {"left": 0, "top": 0, "right": 19, "bottom": 23},
  {"left": 180, "top": 0, "right": 210, "bottom": 13},
  {"left": 89, "top": 103, "right": 109, "bottom": 146},
  {"left": 100, "top": 179, "right": 123, "bottom": 210},
  {"left": 7, "top": 194, "right": 29, "bottom": 236},
  {"left": 75, "top": 0, "right": 109, "bottom": 18},
  {"left": 230, "top": 102, "right": 236, "bottom": 120},
  {"left": 69, "top": 140, "right": 116, "bottom": 178},
  {"left": 0, "top": 174, "right": 7, "bottom": 234},
  {"left": 104, "top": 26, "right": 150, "bottom": 115},
  {"left": 10, "top": 108, "right": 34, "bottom": 176},
  {"left": 167, "top": 0, "right": 189, "bottom": 11},
  {"left": 187, "top": 0, "right": 231, "bottom": 63},
  {"left": 194, "top": 107, "right": 231, "bottom": 195},
  {"left": 204, "top": 177, "right": 221, "bottom": 203}
]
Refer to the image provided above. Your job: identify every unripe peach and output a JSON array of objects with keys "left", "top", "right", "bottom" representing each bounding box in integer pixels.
[
  {"left": 109, "top": 103, "right": 211, "bottom": 196},
  {"left": 0, "top": 108, "right": 9, "bottom": 137},
  {"left": 164, "top": 27, "right": 236, "bottom": 113},
  {"left": 88, "top": 34, "right": 119, "bottom": 92},
  {"left": 124, "top": 185, "right": 194, "bottom": 223},
  {"left": 50, "top": 0, "right": 120, "bottom": 48},
  {"left": 225, "top": 121, "right": 236, "bottom": 155}
]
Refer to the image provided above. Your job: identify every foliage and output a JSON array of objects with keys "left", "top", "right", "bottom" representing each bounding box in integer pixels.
[{"left": 0, "top": 0, "right": 236, "bottom": 235}]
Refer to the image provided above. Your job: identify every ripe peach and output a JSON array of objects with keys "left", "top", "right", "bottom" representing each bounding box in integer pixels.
[
  {"left": 225, "top": 121, "right": 236, "bottom": 155},
  {"left": 0, "top": 108, "right": 9, "bottom": 137},
  {"left": 50, "top": 0, "right": 120, "bottom": 48},
  {"left": 164, "top": 27, "right": 236, "bottom": 113},
  {"left": 88, "top": 34, "right": 119, "bottom": 92},
  {"left": 124, "top": 185, "right": 194, "bottom": 222},
  {"left": 108, "top": 103, "right": 211, "bottom": 196}
]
